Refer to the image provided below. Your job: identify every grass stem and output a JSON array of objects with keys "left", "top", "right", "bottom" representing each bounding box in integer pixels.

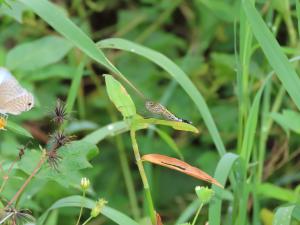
[{"left": 130, "top": 129, "right": 156, "bottom": 225}]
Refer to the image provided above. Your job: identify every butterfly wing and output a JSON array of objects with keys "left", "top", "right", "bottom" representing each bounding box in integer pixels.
[
  {"left": 1, "top": 92, "right": 34, "bottom": 115},
  {"left": 0, "top": 68, "right": 34, "bottom": 115}
]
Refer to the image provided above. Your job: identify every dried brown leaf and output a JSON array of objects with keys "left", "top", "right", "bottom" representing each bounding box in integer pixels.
[
  {"left": 142, "top": 154, "right": 223, "bottom": 188},
  {"left": 156, "top": 212, "right": 163, "bottom": 225}
]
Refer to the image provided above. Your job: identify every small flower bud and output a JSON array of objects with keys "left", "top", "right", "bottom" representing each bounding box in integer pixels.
[
  {"left": 90, "top": 198, "right": 108, "bottom": 218},
  {"left": 80, "top": 177, "right": 90, "bottom": 191},
  {"left": 195, "top": 186, "right": 214, "bottom": 205}
]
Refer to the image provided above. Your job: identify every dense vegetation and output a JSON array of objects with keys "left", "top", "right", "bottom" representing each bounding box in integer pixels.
[{"left": 0, "top": 0, "right": 300, "bottom": 224}]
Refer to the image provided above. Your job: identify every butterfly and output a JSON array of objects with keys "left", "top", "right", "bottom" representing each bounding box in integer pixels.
[{"left": 0, "top": 67, "right": 34, "bottom": 115}]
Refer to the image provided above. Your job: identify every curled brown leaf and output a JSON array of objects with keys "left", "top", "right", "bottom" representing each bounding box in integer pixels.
[{"left": 142, "top": 154, "right": 223, "bottom": 188}]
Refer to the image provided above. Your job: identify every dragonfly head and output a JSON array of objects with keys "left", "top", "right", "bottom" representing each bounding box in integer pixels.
[{"left": 145, "top": 100, "right": 156, "bottom": 110}]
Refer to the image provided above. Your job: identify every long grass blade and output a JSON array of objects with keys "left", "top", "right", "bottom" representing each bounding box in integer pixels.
[{"left": 242, "top": 0, "right": 300, "bottom": 110}]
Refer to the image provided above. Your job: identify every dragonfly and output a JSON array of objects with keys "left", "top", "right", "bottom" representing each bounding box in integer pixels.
[
  {"left": 109, "top": 74, "right": 192, "bottom": 124},
  {"left": 144, "top": 100, "right": 192, "bottom": 124}
]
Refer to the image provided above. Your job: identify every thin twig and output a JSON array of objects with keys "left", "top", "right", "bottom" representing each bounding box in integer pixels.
[{"left": 5, "top": 151, "right": 47, "bottom": 209}]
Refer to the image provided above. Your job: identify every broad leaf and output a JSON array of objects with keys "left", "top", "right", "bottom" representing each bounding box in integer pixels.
[
  {"left": 6, "top": 35, "right": 73, "bottom": 71},
  {"left": 105, "top": 74, "right": 136, "bottom": 118},
  {"left": 18, "top": 140, "right": 99, "bottom": 187}
]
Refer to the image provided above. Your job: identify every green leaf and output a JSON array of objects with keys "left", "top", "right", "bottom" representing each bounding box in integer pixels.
[
  {"left": 208, "top": 153, "right": 242, "bottom": 225},
  {"left": 273, "top": 205, "right": 298, "bottom": 225},
  {"left": 26, "top": 64, "right": 75, "bottom": 81},
  {"left": 133, "top": 117, "right": 199, "bottom": 134},
  {"left": 44, "top": 210, "right": 58, "bottom": 225},
  {"left": 257, "top": 183, "right": 297, "bottom": 202},
  {"left": 105, "top": 74, "right": 136, "bottom": 118},
  {"left": 271, "top": 110, "right": 300, "bottom": 134},
  {"left": 242, "top": 0, "right": 300, "bottom": 110},
  {"left": 0, "top": 0, "right": 26, "bottom": 22},
  {"left": 97, "top": 38, "right": 224, "bottom": 155},
  {"left": 37, "top": 195, "right": 139, "bottom": 225},
  {"left": 6, "top": 35, "right": 73, "bottom": 71},
  {"left": 5, "top": 120, "right": 33, "bottom": 138},
  {"left": 18, "top": 141, "right": 99, "bottom": 187}
]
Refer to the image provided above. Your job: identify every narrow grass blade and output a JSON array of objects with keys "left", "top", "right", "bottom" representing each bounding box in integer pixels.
[
  {"left": 257, "top": 183, "right": 297, "bottom": 202},
  {"left": 242, "top": 0, "right": 300, "bottom": 110},
  {"left": 240, "top": 75, "right": 271, "bottom": 164},
  {"left": 37, "top": 195, "right": 139, "bottom": 225},
  {"left": 83, "top": 121, "right": 130, "bottom": 144},
  {"left": 65, "top": 60, "right": 85, "bottom": 115},
  {"left": 97, "top": 38, "right": 226, "bottom": 156},
  {"left": 208, "top": 153, "right": 241, "bottom": 225}
]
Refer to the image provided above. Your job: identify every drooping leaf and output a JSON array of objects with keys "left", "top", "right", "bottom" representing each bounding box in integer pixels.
[{"left": 142, "top": 154, "right": 222, "bottom": 187}]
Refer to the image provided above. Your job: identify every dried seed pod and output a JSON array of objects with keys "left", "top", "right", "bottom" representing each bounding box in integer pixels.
[{"left": 52, "top": 99, "right": 68, "bottom": 125}]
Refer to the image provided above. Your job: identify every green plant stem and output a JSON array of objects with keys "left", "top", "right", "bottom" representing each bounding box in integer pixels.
[
  {"left": 81, "top": 216, "right": 93, "bottom": 225},
  {"left": 130, "top": 129, "right": 156, "bottom": 225},
  {"left": 283, "top": 6, "right": 297, "bottom": 47},
  {"left": 87, "top": 63, "right": 140, "bottom": 220},
  {"left": 115, "top": 134, "right": 140, "bottom": 220},
  {"left": 78, "top": 83, "right": 86, "bottom": 119},
  {"left": 0, "top": 158, "right": 17, "bottom": 194},
  {"left": 257, "top": 86, "right": 285, "bottom": 182},
  {"left": 75, "top": 191, "right": 86, "bottom": 225},
  {"left": 191, "top": 203, "right": 203, "bottom": 225}
]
